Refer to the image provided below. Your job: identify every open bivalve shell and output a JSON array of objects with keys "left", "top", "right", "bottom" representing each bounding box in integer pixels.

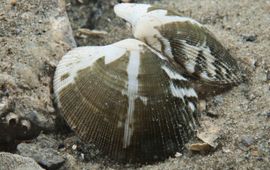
[
  {"left": 54, "top": 39, "right": 198, "bottom": 163},
  {"left": 114, "top": 3, "right": 243, "bottom": 87}
]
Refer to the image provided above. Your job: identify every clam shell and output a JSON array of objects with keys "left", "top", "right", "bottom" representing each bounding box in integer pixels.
[
  {"left": 114, "top": 4, "right": 243, "bottom": 86},
  {"left": 54, "top": 39, "right": 198, "bottom": 163}
]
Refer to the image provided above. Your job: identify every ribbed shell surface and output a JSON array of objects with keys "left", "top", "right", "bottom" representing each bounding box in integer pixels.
[
  {"left": 114, "top": 4, "right": 243, "bottom": 87},
  {"left": 53, "top": 39, "right": 198, "bottom": 163}
]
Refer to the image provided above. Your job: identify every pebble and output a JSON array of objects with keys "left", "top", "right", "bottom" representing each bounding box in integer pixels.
[
  {"left": 242, "top": 56, "right": 257, "bottom": 68},
  {"left": 174, "top": 152, "right": 182, "bottom": 157},
  {"left": 0, "top": 73, "right": 16, "bottom": 89},
  {"left": 43, "top": 60, "right": 57, "bottom": 76},
  {"left": 0, "top": 152, "right": 44, "bottom": 170},
  {"left": 266, "top": 70, "right": 270, "bottom": 81},
  {"left": 197, "top": 120, "right": 221, "bottom": 148},
  {"left": 63, "top": 136, "right": 100, "bottom": 161},
  {"left": 242, "top": 35, "right": 257, "bottom": 42},
  {"left": 18, "top": 144, "right": 65, "bottom": 170},
  {"left": 17, "top": 135, "right": 65, "bottom": 170},
  {"left": 10, "top": 0, "right": 16, "bottom": 6},
  {"left": 198, "top": 100, "right": 207, "bottom": 112},
  {"left": 222, "top": 148, "right": 231, "bottom": 153},
  {"left": 256, "top": 157, "right": 264, "bottom": 161},
  {"left": 80, "top": 153, "right": 85, "bottom": 160},
  {"left": 14, "top": 64, "right": 39, "bottom": 89},
  {"left": 24, "top": 111, "right": 55, "bottom": 132},
  {"left": 72, "top": 144, "right": 77, "bottom": 150},
  {"left": 213, "top": 95, "right": 224, "bottom": 106},
  {"left": 36, "top": 134, "right": 59, "bottom": 148},
  {"left": 240, "top": 135, "right": 255, "bottom": 147},
  {"left": 120, "top": 0, "right": 135, "bottom": 3},
  {"left": 77, "top": 28, "right": 108, "bottom": 37},
  {"left": 0, "top": 98, "right": 11, "bottom": 116},
  {"left": 206, "top": 112, "right": 219, "bottom": 118},
  {"left": 188, "top": 143, "right": 211, "bottom": 152},
  {"left": 266, "top": 112, "right": 270, "bottom": 118}
]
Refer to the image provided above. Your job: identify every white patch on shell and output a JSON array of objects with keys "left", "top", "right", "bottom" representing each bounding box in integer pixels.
[
  {"left": 169, "top": 83, "right": 198, "bottom": 100},
  {"left": 132, "top": 8, "right": 202, "bottom": 40},
  {"left": 180, "top": 39, "right": 221, "bottom": 80},
  {"left": 179, "top": 40, "right": 199, "bottom": 73},
  {"left": 123, "top": 50, "right": 141, "bottom": 148},
  {"left": 200, "top": 71, "right": 210, "bottom": 79},
  {"left": 149, "top": 9, "right": 202, "bottom": 26},
  {"left": 54, "top": 39, "right": 145, "bottom": 106},
  {"left": 169, "top": 83, "right": 197, "bottom": 130},
  {"left": 185, "top": 62, "right": 196, "bottom": 73},
  {"left": 115, "top": 4, "right": 203, "bottom": 55},
  {"left": 139, "top": 96, "right": 148, "bottom": 105},
  {"left": 161, "top": 65, "right": 187, "bottom": 81},
  {"left": 145, "top": 44, "right": 167, "bottom": 60},
  {"left": 114, "top": 3, "right": 202, "bottom": 27},
  {"left": 188, "top": 102, "right": 196, "bottom": 112},
  {"left": 159, "top": 36, "right": 174, "bottom": 59},
  {"left": 114, "top": 3, "right": 151, "bottom": 27}
]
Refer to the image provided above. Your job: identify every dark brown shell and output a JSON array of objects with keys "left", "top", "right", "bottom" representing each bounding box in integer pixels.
[{"left": 54, "top": 39, "right": 198, "bottom": 163}]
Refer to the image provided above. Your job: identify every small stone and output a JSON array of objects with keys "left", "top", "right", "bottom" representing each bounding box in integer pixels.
[
  {"left": 0, "top": 73, "right": 16, "bottom": 90},
  {"left": 266, "top": 71, "right": 270, "bottom": 81},
  {"left": 77, "top": 28, "right": 108, "bottom": 37},
  {"left": 63, "top": 136, "right": 100, "bottom": 161},
  {"left": 10, "top": 0, "right": 16, "bottom": 6},
  {"left": 222, "top": 148, "right": 231, "bottom": 153},
  {"left": 17, "top": 134, "right": 64, "bottom": 169},
  {"left": 174, "top": 152, "right": 182, "bottom": 157},
  {"left": 266, "top": 112, "right": 270, "bottom": 118},
  {"left": 14, "top": 64, "right": 39, "bottom": 89},
  {"left": 72, "top": 144, "right": 77, "bottom": 150},
  {"left": 43, "top": 60, "right": 57, "bottom": 76},
  {"left": 0, "top": 152, "right": 44, "bottom": 170},
  {"left": 36, "top": 134, "right": 59, "bottom": 148},
  {"left": 77, "top": 0, "right": 84, "bottom": 4},
  {"left": 0, "top": 98, "right": 11, "bottom": 116},
  {"left": 251, "top": 148, "right": 259, "bottom": 157},
  {"left": 213, "top": 95, "right": 224, "bottom": 106},
  {"left": 61, "top": 154, "right": 79, "bottom": 170},
  {"left": 256, "top": 157, "right": 264, "bottom": 161},
  {"left": 120, "top": 0, "right": 135, "bottom": 2},
  {"left": 20, "top": 119, "right": 31, "bottom": 131},
  {"left": 197, "top": 121, "right": 221, "bottom": 148},
  {"left": 80, "top": 153, "right": 85, "bottom": 160},
  {"left": 198, "top": 100, "right": 207, "bottom": 112},
  {"left": 47, "top": 105, "right": 55, "bottom": 113},
  {"left": 24, "top": 111, "right": 55, "bottom": 131},
  {"left": 189, "top": 143, "right": 211, "bottom": 152},
  {"left": 206, "top": 112, "right": 219, "bottom": 118},
  {"left": 242, "top": 35, "right": 257, "bottom": 42},
  {"left": 242, "top": 56, "right": 257, "bottom": 68},
  {"left": 240, "top": 135, "right": 255, "bottom": 147}
]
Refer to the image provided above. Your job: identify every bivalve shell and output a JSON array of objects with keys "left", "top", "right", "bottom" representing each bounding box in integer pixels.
[
  {"left": 53, "top": 39, "right": 198, "bottom": 163},
  {"left": 114, "top": 3, "right": 243, "bottom": 87}
]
